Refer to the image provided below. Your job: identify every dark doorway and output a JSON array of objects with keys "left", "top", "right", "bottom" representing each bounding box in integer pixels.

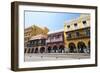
[
  {"left": 24, "top": 48, "right": 27, "bottom": 53},
  {"left": 53, "top": 45, "right": 58, "bottom": 53},
  {"left": 47, "top": 46, "right": 51, "bottom": 53},
  {"left": 34, "top": 48, "right": 38, "bottom": 53},
  {"left": 77, "top": 42, "right": 86, "bottom": 53},
  {"left": 59, "top": 45, "right": 65, "bottom": 53},
  {"left": 88, "top": 41, "right": 90, "bottom": 54},
  {"left": 40, "top": 47, "right": 45, "bottom": 53},
  {"left": 69, "top": 43, "right": 76, "bottom": 53},
  {"left": 88, "top": 41, "right": 90, "bottom": 48}
]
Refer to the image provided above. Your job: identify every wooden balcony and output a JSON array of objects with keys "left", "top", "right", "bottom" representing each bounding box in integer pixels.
[{"left": 46, "top": 37, "right": 63, "bottom": 43}]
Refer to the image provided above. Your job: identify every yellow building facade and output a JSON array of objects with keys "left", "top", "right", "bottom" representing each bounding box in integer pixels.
[
  {"left": 64, "top": 14, "right": 90, "bottom": 53},
  {"left": 24, "top": 25, "right": 49, "bottom": 42}
]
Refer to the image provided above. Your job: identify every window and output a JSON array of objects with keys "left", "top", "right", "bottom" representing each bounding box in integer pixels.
[
  {"left": 31, "top": 41, "right": 34, "bottom": 45},
  {"left": 34, "top": 41, "right": 37, "bottom": 46},
  {"left": 67, "top": 25, "right": 70, "bottom": 28},
  {"left": 74, "top": 23, "right": 77, "bottom": 27},
  {"left": 27, "top": 43, "right": 31, "bottom": 47},
  {"left": 67, "top": 33, "right": 71, "bottom": 38},
  {"left": 47, "top": 35, "right": 50, "bottom": 39},
  {"left": 51, "top": 35, "right": 54, "bottom": 39},
  {"left": 38, "top": 40, "right": 42, "bottom": 45},
  {"left": 86, "top": 30, "right": 90, "bottom": 36},
  {"left": 76, "top": 32, "right": 80, "bottom": 37},
  {"left": 30, "top": 41, "right": 32, "bottom": 44},
  {"left": 55, "top": 34, "right": 60, "bottom": 38},
  {"left": 38, "top": 40, "right": 46, "bottom": 46},
  {"left": 82, "top": 20, "right": 87, "bottom": 24},
  {"left": 41, "top": 39, "right": 46, "bottom": 45}
]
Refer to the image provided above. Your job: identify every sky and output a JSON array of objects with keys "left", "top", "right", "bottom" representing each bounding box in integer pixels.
[{"left": 24, "top": 11, "right": 80, "bottom": 32}]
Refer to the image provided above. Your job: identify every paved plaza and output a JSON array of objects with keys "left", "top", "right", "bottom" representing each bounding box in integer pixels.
[{"left": 24, "top": 53, "right": 90, "bottom": 62}]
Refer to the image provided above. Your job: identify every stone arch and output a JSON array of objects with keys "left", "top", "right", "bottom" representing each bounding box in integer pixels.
[
  {"left": 34, "top": 48, "right": 38, "bottom": 53},
  {"left": 40, "top": 47, "right": 45, "bottom": 53},
  {"left": 53, "top": 45, "right": 58, "bottom": 53},
  {"left": 31, "top": 48, "right": 34, "bottom": 53},
  {"left": 27, "top": 48, "right": 31, "bottom": 53},
  {"left": 47, "top": 46, "right": 52, "bottom": 53},
  {"left": 88, "top": 41, "right": 90, "bottom": 48},
  {"left": 68, "top": 43, "right": 76, "bottom": 53},
  {"left": 77, "top": 41, "right": 86, "bottom": 53},
  {"left": 24, "top": 48, "right": 27, "bottom": 53},
  {"left": 59, "top": 45, "right": 65, "bottom": 53},
  {"left": 88, "top": 41, "right": 90, "bottom": 53}
]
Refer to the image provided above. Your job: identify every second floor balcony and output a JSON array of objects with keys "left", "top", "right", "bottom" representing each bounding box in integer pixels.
[
  {"left": 46, "top": 36, "right": 63, "bottom": 43},
  {"left": 67, "top": 29, "right": 90, "bottom": 40}
]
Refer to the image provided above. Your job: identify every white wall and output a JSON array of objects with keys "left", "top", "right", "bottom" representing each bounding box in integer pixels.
[{"left": 0, "top": 0, "right": 99, "bottom": 73}]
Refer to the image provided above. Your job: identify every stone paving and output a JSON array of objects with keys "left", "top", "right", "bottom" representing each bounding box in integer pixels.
[{"left": 24, "top": 53, "right": 90, "bottom": 62}]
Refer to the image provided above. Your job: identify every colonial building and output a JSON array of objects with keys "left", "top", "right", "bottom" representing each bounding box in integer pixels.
[
  {"left": 24, "top": 34, "right": 47, "bottom": 53},
  {"left": 24, "top": 25, "right": 49, "bottom": 42},
  {"left": 64, "top": 14, "right": 90, "bottom": 53},
  {"left": 25, "top": 30, "right": 65, "bottom": 53},
  {"left": 46, "top": 30, "right": 65, "bottom": 53},
  {"left": 24, "top": 25, "right": 49, "bottom": 53},
  {"left": 24, "top": 25, "right": 49, "bottom": 43},
  {"left": 24, "top": 14, "right": 90, "bottom": 54}
]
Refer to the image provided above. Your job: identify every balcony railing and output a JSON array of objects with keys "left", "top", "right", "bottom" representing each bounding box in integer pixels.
[
  {"left": 46, "top": 37, "right": 63, "bottom": 43},
  {"left": 67, "top": 33, "right": 90, "bottom": 40}
]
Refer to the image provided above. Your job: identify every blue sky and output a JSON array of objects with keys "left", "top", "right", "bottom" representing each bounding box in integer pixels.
[{"left": 24, "top": 11, "right": 80, "bottom": 32}]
